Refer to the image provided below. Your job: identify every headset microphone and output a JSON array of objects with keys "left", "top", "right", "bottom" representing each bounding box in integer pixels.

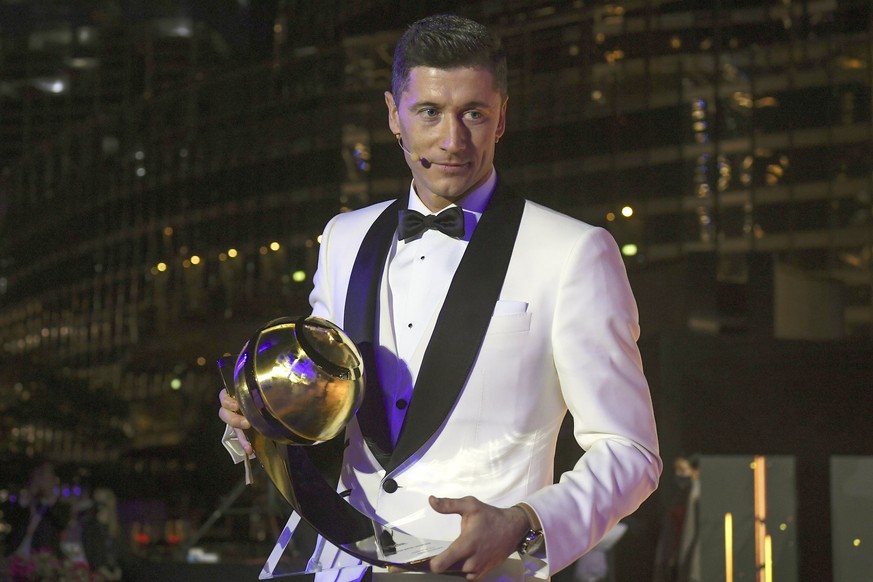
[{"left": 395, "top": 134, "right": 421, "bottom": 163}]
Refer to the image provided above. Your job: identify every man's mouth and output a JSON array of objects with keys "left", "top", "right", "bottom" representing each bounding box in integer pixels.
[{"left": 431, "top": 161, "right": 470, "bottom": 171}]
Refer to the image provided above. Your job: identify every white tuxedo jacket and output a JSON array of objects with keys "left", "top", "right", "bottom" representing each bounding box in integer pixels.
[{"left": 307, "top": 181, "right": 661, "bottom": 579}]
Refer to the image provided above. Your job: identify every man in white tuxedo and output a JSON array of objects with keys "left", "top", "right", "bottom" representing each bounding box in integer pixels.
[{"left": 220, "top": 13, "right": 661, "bottom": 582}]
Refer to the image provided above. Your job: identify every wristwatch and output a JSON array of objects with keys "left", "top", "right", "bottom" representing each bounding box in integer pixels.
[
  {"left": 514, "top": 503, "right": 544, "bottom": 556},
  {"left": 516, "top": 527, "right": 544, "bottom": 556}
]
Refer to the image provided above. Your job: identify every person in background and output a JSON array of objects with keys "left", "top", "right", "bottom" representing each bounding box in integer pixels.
[
  {"left": 653, "top": 455, "right": 700, "bottom": 582},
  {"left": 81, "top": 487, "right": 124, "bottom": 581},
  {"left": 4, "top": 462, "right": 70, "bottom": 559}
]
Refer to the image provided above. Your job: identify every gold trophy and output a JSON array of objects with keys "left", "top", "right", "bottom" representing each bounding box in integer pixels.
[{"left": 219, "top": 316, "right": 448, "bottom": 576}]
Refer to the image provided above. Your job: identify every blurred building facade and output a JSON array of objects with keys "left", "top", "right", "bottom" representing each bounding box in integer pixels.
[{"left": 0, "top": 0, "right": 871, "bottom": 567}]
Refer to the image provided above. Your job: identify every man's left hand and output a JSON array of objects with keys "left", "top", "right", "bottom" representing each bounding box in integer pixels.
[{"left": 426, "top": 495, "right": 530, "bottom": 581}]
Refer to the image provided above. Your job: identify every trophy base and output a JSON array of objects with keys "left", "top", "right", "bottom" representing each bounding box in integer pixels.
[{"left": 259, "top": 513, "right": 452, "bottom": 580}]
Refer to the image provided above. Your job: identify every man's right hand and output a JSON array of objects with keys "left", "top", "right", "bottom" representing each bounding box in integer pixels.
[{"left": 218, "top": 388, "right": 253, "bottom": 455}]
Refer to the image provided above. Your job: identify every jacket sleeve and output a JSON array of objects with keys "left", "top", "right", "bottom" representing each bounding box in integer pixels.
[
  {"left": 309, "top": 214, "right": 341, "bottom": 322},
  {"left": 525, "top": 226, "right": 662, "bottom": 574}
]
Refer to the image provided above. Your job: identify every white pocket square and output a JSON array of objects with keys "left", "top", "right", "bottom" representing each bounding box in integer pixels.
[{"left": 493, "top": 300, "right": 529, "bottom": 315}]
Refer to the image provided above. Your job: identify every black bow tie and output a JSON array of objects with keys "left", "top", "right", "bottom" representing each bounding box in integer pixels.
[{"left": 398, "top": 207, "right": 465, "bottom": 241}]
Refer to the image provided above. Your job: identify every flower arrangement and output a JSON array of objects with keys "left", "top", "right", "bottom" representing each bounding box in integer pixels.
[{"left": 8, "top": 551, "right": 102, "bottom": 582}]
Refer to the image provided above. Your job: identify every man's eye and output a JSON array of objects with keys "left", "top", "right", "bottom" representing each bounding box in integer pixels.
[
  {"left": 465, "top": 110, "right": 483, "bottom": 120},
  {"left": 421, "top": 108, "right": 438, "bottom": 117}
]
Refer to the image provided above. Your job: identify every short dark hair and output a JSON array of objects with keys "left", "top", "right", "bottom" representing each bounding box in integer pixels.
[{"left": 392, "top": 14, "right": 507, "bottom": 99}]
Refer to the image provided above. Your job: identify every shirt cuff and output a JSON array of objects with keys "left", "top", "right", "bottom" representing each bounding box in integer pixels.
[{"left": 514, "top": 502, "right": 546, "bottom": 559}]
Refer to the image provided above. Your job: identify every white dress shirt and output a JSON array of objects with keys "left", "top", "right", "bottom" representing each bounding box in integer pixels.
[{"left": 376, "top": 168, "right": 497, "bottom": 444}]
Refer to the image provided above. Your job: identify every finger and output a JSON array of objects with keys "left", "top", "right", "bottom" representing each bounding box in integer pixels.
[
  {"left": 428, "top": 538, "right": 471, "bottom": 574},
  {"left": 429, "top": 495, "right": 477, "bottom": 516},
  {"left": 235, "top": 427, "right": 253, "bottom": 455},
  {"left": 460, "top": 558, "right": 482, "bottom": 581},
  {"left": 218, "top": 405, "right": 251, "bottom": 430},
  {"left": 218, "top": 406, "right": 253, "bottom": 454},
  {"left": 219, "top": 389, "right": 240, "bottom": 412},
  {"left": 427, "top": 497, "right": 478, "bottom": 573}
]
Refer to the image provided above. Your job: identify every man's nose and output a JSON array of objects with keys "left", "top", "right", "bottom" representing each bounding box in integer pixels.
[{"left": 440, "top": 116, "right": 468, "bottom": 152}]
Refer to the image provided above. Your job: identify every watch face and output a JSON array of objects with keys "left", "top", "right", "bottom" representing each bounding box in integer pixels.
[{"left": 517, "top": 529, "right": 544, "bottom": 556}]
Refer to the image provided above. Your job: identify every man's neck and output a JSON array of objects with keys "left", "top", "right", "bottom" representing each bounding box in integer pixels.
[{"left": 411, "top": 168, "right": 496, "bottom": 214}]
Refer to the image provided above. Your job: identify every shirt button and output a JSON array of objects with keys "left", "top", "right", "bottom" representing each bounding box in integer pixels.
[
  {"left": 407, "top": 323, "right": 413, "bottom": 328},
  {"left": 396, "top": 398, "right": 408, "bottom": 410},
  {"left": 382, "top": 478, "right": 399, "bottom": 493},
  {"left": 420, "top": 255, "right": 425, "bottom": 260}
]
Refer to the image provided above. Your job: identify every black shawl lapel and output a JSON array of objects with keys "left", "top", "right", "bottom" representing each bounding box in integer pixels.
[
  {"left": 386, "top": 182, "right": 525, "bottom": 473},
  {"left": 343, "top": 197, "right": 405, "bottom": 467}
]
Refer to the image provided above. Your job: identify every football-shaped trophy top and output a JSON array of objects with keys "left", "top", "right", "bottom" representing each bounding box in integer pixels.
[{"left": 232, "top": 316, "right": 365, "bottom": 446}]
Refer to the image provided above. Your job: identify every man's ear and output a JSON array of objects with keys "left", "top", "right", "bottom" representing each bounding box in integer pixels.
[
  {"left": 385, "top": 91, "right": 400, "bottom": 135},
  {"left": 496, "top": 96, "right": 508, "bottom": 141}
]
